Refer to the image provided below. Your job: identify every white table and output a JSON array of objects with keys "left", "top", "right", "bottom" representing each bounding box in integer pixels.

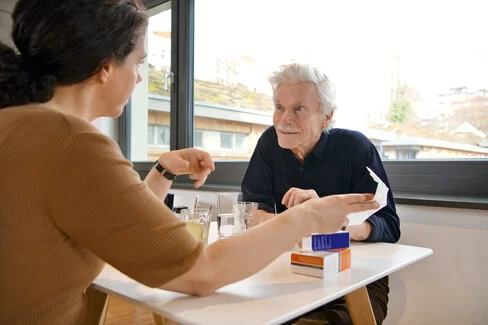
[{"left": 92, "top": 233, "right": 432, "bottom": 325}]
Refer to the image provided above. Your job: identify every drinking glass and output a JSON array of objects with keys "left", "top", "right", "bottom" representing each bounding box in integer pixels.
[
  {"left": 180, "top": 208, "right": 211, "bottom": 244},
  {"left": 216, "top": 192, "right": 242, "bottom": 238},
  {"left": 233, "top": 202, "right": 259, "bottom": 232}
]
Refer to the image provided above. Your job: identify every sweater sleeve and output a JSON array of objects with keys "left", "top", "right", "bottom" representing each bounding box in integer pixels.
[
  {"left": 350, "top": 133, "right": 401, "bottom": 243},
  {"left": 50, "top": 128, "right": 203, "bottom": 288}
]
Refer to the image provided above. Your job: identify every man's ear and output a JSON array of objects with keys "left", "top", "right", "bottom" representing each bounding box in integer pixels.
[
  {"left": 323, "top": 110, "right": 334, "bottom": 128},
  {"left": 96, "top": 60, "right": 115, "bottom": 84}
]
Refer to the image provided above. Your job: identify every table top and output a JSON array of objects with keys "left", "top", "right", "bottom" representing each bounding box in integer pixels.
[{"left": 93, "top": 234, "right": 432, "bottom": 325}]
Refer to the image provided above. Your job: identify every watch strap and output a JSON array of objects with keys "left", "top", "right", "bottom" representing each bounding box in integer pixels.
[{"left": 153, "top": 160, "right": 176, "bottom": 181}]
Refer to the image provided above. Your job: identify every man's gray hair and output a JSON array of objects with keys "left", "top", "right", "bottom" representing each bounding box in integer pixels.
[{"left": 268, "top": 63, "right": 337, "bottom": 116}]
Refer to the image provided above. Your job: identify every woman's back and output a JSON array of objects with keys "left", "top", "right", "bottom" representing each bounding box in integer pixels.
[
  {"left": 0, "top": 106, "right": 205, "bottom": 324},
  {"left": 0, "top": 107, "right": 105, "bottom": 325}
]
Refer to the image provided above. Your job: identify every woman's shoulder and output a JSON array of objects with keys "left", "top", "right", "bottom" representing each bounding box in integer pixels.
[
  {"left": 3, "top": 105, "right": 99, "bottom": 137},
  {"left": 1, "top": 106, "right": 109, "bottom": 159}
]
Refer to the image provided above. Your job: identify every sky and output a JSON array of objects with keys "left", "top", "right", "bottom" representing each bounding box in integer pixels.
[{"left": 148, "top": 0, "right": 488, "bottom": 128}]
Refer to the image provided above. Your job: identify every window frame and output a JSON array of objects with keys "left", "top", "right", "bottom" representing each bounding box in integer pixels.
[{"left": 127, "top": 0, "right": 488, "bottom": 210}]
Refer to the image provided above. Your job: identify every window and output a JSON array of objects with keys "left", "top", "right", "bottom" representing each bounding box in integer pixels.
[
  {"left": 220, "top": 133, "right": 232, "bottom": 149},
  {"left": 193, "top": 0, "right": 488, "bottom": 161},
  {"left": 130, "top": 0, "right": 488, "bottom": 209},
  {"left": 191, "top": 130, "right": 248, "bottom": 154},
  {"left": 130, "top": 2, "right": 172, "bottom": 162},
  {"left": 148, "top": 125, "right": 170, "bottom": 147},
  {"left": 147, "top": 124, "right": 155, "bottom": 146},
  {"left": 194, "top": 130, "right": 203, "bottom": 148},
  {"left": 235, "top": 133, "right": 247, "bottom": 150}
]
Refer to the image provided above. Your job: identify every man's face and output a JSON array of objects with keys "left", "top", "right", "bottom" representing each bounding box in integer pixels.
[{"left": 273, "top": 82, "right": 331, "bottom": 157}]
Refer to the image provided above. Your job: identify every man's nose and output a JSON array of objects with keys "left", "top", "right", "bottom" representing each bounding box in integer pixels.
[{"left": 281, "top": 108, "right": 295, "bottom": 123}]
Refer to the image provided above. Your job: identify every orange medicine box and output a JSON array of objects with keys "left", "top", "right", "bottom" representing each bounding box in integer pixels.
[{"left": 290, "top": 248, "right": 351, "bottom": 278}]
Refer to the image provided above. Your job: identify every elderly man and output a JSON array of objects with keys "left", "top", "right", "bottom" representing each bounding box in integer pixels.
[{"left": 241, "top": 63, "right": 400, "bottom": 325}]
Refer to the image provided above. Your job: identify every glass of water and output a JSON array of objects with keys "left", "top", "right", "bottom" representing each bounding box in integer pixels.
[
  {"left": 217, "top": 192, "right": 242, "bottom": 238},
  {"left": 233, "top": 202, "right": 259, "bottom": 231}
]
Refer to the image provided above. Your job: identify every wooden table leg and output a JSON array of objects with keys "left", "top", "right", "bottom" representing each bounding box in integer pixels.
[
  {"left": 153, "top": 313, "right": 182, "bottom": 325},
  {"left": 84, "top": 287, "right": 110, "bottom": 325},
  {"left": 153, "top": 314, "right": 165, "bottom": 325},
  {"left": 344, "top": 286, "right": 376, "bottom": 325}
]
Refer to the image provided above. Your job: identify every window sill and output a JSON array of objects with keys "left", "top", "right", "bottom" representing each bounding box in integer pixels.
[
  {"left": 171, "top": 183, "right": 488, "bottom": 210},
  {"left": 394, "top": 193, "right": 488, "bottom": 210}
]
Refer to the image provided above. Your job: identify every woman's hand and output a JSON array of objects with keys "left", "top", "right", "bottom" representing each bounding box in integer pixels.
[
  {"left": 158, "top": 148, "right": 215, "bottom": 188},
  {"left": 299, "top": 193, "right": 379, "bottom": 235},
  {"left": 160, "top": 193, "right": 379, "bottom": 296}
]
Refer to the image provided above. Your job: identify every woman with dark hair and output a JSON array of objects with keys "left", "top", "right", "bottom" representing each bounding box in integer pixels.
[{"left": 0, "top": 1, "right": 379, "bottom": 324}]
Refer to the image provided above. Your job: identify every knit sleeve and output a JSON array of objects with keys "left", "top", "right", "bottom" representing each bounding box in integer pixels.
[
  {"left": 349, "top": 132, "right": 401, "bottom": 243},
  {"left": 50, "top": 127, "right": 203, "bottom": 288}
]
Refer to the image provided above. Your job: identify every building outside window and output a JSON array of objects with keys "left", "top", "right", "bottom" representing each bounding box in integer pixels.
[{"left": 131, "top": 0, "right": 488, "bottom": 162}]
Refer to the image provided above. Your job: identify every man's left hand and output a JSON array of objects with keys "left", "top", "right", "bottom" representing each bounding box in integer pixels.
[
  {"left": 343, "top": 221, "right": 372, "bottom": 241},
  {"left": 282, "top": 187, "right": 319, "bottom": 208}
]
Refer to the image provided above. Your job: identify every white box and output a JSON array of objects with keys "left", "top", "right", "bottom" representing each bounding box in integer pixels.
[{"left": 291, "top": 248, "right": 351, "bottom": 278}]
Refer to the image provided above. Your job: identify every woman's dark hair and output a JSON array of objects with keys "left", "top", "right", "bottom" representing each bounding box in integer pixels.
[{"left": 0, "top": 0, "right": 148, "bottom": 109}]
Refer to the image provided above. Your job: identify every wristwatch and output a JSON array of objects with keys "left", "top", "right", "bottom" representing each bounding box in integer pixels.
[{"left": 153, "top": 160, "right": 176, "bottom": 181}]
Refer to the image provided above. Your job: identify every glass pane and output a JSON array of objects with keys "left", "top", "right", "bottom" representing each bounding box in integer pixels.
[
  {"left": 156, "top": 126, "right": 170, "bottom": 147},
  {"left": 235, "top": 133, "right": 247, "bottom": 151},
  {"left": 220, "top": 133, "right": 232, "bottom": 149},
  {"left": 131, "top": 2, "right": 172, "bottom": 161},
  {"left": 194, "top": 0, "right": 488, "bottom": 160},
  {"left": 147, "top": 125, "right": 155, "bottom": 145},
  {"left": 194, "top": 130, "right": 203, "bottom": 148}
]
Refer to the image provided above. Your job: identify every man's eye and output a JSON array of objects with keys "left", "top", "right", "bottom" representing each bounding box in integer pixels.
[
  {"left": 296, "top": 106, "right": 304, "bottom": 112},
  {"left": 275, "top": 104, "right": 283, "bottom": 110}
]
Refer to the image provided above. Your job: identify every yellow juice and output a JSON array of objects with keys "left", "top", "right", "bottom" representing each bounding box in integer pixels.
[{"left": 185, "top": 221, "right": 204, "bottom": 241}]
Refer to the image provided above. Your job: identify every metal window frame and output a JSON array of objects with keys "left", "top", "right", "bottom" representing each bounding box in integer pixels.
[
  {"left": 143, "top": 0, "right": 170, "bottom": 10},
  {"left": 127, "top": 0, "right": 488, "bottom": 211},
  {"left": 170, "top": 0, "right": 195, "bottom": 150}
]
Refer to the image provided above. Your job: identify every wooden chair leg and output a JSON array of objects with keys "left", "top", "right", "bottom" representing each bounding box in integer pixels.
[
  {"left": 84, "top": 287, "right": 110, "bottom": 325},
  {"left": 153, "top": 314, "right": 165, "bottom": 325},
  {"left": 153, "top": 313, "right": 182, "bottom": 325},
  {"left": 344, "top": 286, "right": 376, "bottom": 325},
  {"left": 135, "top": 305, "right": 142, "bottom": 325}
]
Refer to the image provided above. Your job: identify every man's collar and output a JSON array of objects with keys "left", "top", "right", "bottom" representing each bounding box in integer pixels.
[{"left": 310, "top": 131, "right": 330, "bottom": 161}]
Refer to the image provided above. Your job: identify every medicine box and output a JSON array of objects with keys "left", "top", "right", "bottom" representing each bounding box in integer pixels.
[
  {"left": 291, "top": 248, "right": 351, "bottom": 278},
  {"left": 301, "top": 231, "right": 350, "bottom": 251}
]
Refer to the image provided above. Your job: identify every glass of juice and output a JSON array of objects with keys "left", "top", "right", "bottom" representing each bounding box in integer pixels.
[{"left": 180, "top": 208, "right": 211, "bottom": 244}]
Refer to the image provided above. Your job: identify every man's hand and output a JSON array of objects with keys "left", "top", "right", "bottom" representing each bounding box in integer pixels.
[
  {"left": 343, "top": 221, "right": 372, "bottom": 241},
  {"left": 158, "top": 148, "right": 215, "bottom": 188},
  {"left": 282, "top": 187, "right": 319, "bottom": 208}
]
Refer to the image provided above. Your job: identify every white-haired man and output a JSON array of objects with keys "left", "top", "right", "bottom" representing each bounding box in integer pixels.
[{"left": 242, "top": 63, "right": 400, "bottom": 325}]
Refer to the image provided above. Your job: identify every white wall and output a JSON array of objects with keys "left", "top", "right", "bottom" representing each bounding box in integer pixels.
[
  {"left": 386, "top": 204, "right": 488, "bottom": 325},
  {"left": 169, "top": 188, "right": 227, "bottom": 220},
  {"left": 169, "top": 188, "right": 488, "bottom": 325}
]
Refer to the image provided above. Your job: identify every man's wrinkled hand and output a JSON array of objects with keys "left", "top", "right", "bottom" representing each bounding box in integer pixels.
[{"left": 282, "top": 187, "right": 319, "bottom": 208}]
